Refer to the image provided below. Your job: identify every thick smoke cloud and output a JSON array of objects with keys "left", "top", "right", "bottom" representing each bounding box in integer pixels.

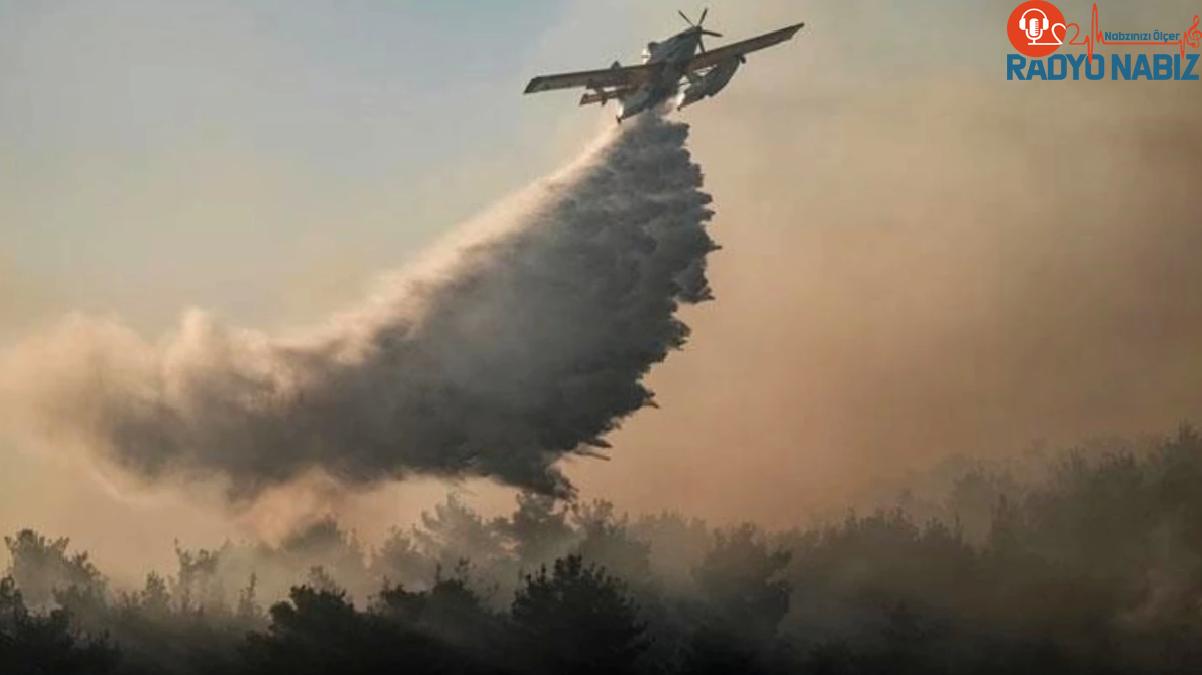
[{"left": 1, "top": 114, "right": 716, "bottom": 500}]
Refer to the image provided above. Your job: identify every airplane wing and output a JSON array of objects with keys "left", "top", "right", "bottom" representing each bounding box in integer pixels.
[
  {"left": 524, "top": 63, "right": 655, "bottom": 94},
  {"left": 685, "top": 22, "right": 805, "bottom": 72}
]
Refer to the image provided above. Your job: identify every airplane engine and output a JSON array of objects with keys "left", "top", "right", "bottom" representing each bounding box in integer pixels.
[{"left": 678, "top": 57, "right": 742, "bottom": 108}]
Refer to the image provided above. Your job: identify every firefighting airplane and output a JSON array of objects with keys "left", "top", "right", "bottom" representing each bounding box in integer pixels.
[{"left": 523, "top": 10, "right": 804, "bottom": 121}]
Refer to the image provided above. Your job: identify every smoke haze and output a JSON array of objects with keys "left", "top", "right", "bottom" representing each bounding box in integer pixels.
[
  {"left": 1, "top": 115, "right": 715, "bottom": 502},
  {"left": 2, "top": 1, "right": 1201, "bottom": 576},
  {"left": 564, "top": 1, "right": 1202, "bottom": 526}
]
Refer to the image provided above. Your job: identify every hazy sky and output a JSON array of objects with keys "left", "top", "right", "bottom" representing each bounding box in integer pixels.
[{"left": 3, "top": 1, "right": 1201, "bottom": 580}]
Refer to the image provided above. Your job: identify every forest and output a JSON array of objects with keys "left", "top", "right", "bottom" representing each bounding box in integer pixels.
[{"left": 4, "top": 424, "right": 1202, "bottom": 674}]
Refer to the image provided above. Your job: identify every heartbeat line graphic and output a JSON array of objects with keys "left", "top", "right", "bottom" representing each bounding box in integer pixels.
[{"left": 1064, "top": 3, "right": 1202, "bottom": 59}]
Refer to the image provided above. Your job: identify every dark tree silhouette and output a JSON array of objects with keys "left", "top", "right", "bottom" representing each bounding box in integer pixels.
[
  {"left": 374, "top": 566, "right": 508, "bottom": 668},
  {"left": 684, "top": 524, "right": 791, "bottom": 674},
  {"left": 571, "top": 500, "right": 653, "bottom": 587},
  {"left": 4, "top": 422, "right": 1202, "bottom": 675},
  {"left": 500, "top": 492, "right": 575, "bottom": 569},
  {"left": 511, "top": 554, "right": 648, "bottom": 675},
  {"left": 4, "top": 529, "right": 106, "bottom": 610},
  {"left": 0, "top": 576, "right": 117, "bottom": 675},
  {"left": 369, "top": 527, "right": 434, "bottom": 592},
  {"left": 243, "top": 580, "right": 498, "bottom": 675}
]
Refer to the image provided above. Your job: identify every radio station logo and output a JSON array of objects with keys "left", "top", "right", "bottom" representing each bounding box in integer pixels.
[
  {"left": 1007, "top": 1, "right": 1067, "bottom": 57},
  {"left": 1006, "top": 2, "right": 1202, "bottom": 81}
]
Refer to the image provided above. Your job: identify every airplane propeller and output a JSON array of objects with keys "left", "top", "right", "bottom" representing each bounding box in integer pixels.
[{"left": 678, "top": 8, "right": 722, "bottom": 52}]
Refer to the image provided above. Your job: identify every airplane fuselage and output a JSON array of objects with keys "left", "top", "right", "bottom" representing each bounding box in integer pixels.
[{"left": 617, "top": 29, "right": 705, "bottom": 120}]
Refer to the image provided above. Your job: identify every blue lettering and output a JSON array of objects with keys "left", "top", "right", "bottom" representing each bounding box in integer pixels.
[
  {"left": 1065, "top": 53, "right": 1086, "bottom": 80},
  {"left": 1112, "top": 53, "right": 1131, "bottom": 79},
  {"left": 1047, "top": 55, "right": 1067, "bottom": 80},
  {"left": 1007, "top": 54, "right": 1027, "bottom": 80},
  {"left": 1010, "top": 51, "right": 1196, "bottom": 82},
  {"left": 1184, "top": 54, "right": 1200, "bottom": 81},
  {"left": 1132, "top": 54, "right": 1152, "bottom": 79},
  {"left": 1153, "top": 53, "right": 1173, "bottom": 80}
]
